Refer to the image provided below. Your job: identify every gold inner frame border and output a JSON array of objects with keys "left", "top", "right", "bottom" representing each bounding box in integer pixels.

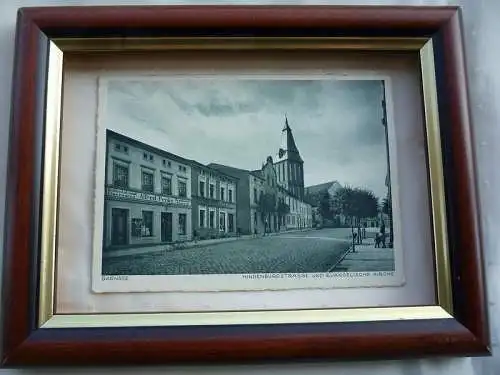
[{"left": 39, "top": 36, "right": 452, "bottom": 329}]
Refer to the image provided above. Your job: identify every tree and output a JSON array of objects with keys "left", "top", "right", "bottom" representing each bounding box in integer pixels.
[
  {"left": 381, "top": 195, "right": 391, "bottom": 215},
  {"left": 277, "top": 198, "right": 290, "bottom": 229},
  {"left": 333, "top": 186, "right": 379, "bottom": 244},
  {"left": 257, "top": 191, "right": 277, "bottom": 234},
  {"left": 319, "top": 190, "right": 333, "bottom": 221}
]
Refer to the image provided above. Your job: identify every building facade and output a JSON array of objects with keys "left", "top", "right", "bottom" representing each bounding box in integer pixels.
[
  {"left": 190, "top": 162, "right": 238, "bottom": 239},
  {"left": 103, "top": 130, "right": 193, "bottom": 251},
  {"left": 210, "top": 117, "right": 312, "bottom": 235},
  {"left": 103, "top": 116, "right": 312, "bottom": 251}
]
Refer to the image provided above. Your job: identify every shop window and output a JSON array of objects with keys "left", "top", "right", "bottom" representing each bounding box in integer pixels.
[{"left": 142, "top": 211, "right": 153, "bottom": 237}]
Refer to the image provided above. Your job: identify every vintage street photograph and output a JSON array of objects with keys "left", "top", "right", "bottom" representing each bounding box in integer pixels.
[{"left": 98, "top": 76, "right": 396, "bottom": 281}]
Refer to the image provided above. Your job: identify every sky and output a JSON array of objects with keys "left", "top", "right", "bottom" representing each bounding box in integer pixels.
[{"left": 104, "top": 77, "right": 389, "bottom": 200}]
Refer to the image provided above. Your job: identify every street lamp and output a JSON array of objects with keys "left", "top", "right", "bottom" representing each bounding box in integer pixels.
[{"left": 381, "top": 81, "right": 394, "bottom": 248}]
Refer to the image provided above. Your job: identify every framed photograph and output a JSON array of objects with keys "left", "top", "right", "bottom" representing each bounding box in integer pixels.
[{"left": 1, "top": 5, "right": 490, "bottom": 366}]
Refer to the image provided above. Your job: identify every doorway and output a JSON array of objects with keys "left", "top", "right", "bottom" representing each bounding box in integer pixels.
[
  {"left": 161, "top": 212, "right": 173, "bottom": 242},
  {"left": 111, "top": 208, "right": 129, "bottom": 246}
]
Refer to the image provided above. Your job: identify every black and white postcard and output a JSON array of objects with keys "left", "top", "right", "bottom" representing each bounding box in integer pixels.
[{"left": 92, "top": 75, "right": 404, "bottom": 293}]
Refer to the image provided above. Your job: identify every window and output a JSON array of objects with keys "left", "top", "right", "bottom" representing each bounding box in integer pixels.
[
  {"left": 141, "top": 171, "right": 154, "bottom": 193},
  {"left": 209, "top": 210, "right": 215, "bottom": 228},
  {"left": 178, "top": 180, "right": 187, "bottom": 197},
  {"left": 113, "top": 163, "right": 128, "bottom": 188},
  {"left": 254, "top": 188, "right": 257, "bottom": 203},
  {"left": 220, "top": 187, "right": 225, "bottom": 201},
  {"left": 199, "top": 209, "right": 206, "bottom": 228},
  {"left": 142, "top": 211, "right": 153, "bottom": 236},
  {"left": 178, "top": 213, "right": 187, "bottom": 235},
  {"left": 199, "top": 180, "right": 205, "bottom": 197},
  {"left": 228, "top": 213, "right": 234, "bottom": 232},
  {"left": 228, "top": 189, "right": 233, "bottom": 202},
  {"left": 209, "top": 183, "right": 215, "bottom": 199},
  {"left": 161, "top": 176, "right": 172, "bottom": 195}
]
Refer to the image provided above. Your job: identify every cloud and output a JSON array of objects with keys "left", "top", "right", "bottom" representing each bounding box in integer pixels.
[{"left": 105, "top": 78, "right": 389, "bottom": 199}]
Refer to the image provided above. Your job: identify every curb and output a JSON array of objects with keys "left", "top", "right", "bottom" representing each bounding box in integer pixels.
[{"left": 327, "top": 244, "right": 354, "bottom": 272}]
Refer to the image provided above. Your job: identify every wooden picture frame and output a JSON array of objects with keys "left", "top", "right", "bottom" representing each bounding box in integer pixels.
[{"left": 1, "top": 5, "right": 490, "bottom": 367}]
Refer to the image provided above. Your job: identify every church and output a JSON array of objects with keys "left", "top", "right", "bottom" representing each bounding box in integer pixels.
[
  {"left": 209, "top": 115, "right": 312, "bottom": 235},
  {"left": 273, "top": 116, "right": 305, "bottom": 200}
]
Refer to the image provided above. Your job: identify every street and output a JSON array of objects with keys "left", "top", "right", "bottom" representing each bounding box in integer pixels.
[{"left": 102, "top": 228, "right": 353, "bottom": 275}]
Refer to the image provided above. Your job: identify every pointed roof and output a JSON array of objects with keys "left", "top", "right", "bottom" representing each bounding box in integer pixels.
[{"left": 277, "top": 115, "right": 303, "bottom": 163}]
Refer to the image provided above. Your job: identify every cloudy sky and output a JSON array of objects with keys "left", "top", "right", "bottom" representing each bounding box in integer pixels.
[{"left": 104, "top": 77, "right": 389, "bottom": 200}]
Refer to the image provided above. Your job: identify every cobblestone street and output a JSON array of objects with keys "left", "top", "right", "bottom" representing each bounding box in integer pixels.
[{"left": 102, "top": 228, "right": 353, "bottom": 275}]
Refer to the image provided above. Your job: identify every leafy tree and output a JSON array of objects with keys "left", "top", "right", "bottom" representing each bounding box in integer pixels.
[
  {"left": 356, "top": 189, "right": 379, "bottom": 220},
  {"left": 381, "top": 196, "right": 391, "bottom": 215},
  {"left": 277, "top": 198, "right": 290, "bottom": 228},
  {"left": 257, "top": 191, "right": 277, "bottom": 233},
  {"left": 333, "top": 186, "right": 379, "bottom": 243},
  {"left": 319, "top": 190, "right": 333, "bottom": 220}
]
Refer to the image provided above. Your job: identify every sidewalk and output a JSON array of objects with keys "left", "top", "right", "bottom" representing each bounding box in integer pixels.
[
  {"left": 331, "top": 239, "right": 394, "bottom": 272},
  {"left": 103, "top": 228, "right": 314, "bottom": 259}
]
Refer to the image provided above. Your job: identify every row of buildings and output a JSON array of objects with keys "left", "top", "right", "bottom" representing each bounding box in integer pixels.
[{"left": 103, "top": 118, "right": 313, "bottom": 251}]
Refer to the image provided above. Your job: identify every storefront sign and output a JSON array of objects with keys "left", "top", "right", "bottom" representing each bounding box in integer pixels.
[{"left": 106, "top": 187, "right": 191, "bottom": 208}]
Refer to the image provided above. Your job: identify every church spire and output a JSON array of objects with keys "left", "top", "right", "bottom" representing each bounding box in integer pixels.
[
  {"left": 280, "top": 115, "right": 302, "bottom": 162},
  {"left": 283, "top": 114, "right": 290, "bottom": 131}
]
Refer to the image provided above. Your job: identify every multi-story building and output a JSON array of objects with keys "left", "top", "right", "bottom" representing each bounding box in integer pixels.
[
  {"left": 103, "top": 130, "right": 193, "bottom": 251},
  {"left": 190, "top": 161, "right": 238, "bottom": 239},
  {"left": 205, "top": 164, "right": 254, "bottom": 235},
  {"left": 103, "top": 116, "right": 311, "bottom": 251},
  {"left": 209, "top": 117, "right": 312, "bottom": 235}
]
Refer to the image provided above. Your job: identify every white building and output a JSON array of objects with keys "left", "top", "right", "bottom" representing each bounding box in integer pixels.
[{"left": 103, "top": 130, "right": 193, "bottom": 251}]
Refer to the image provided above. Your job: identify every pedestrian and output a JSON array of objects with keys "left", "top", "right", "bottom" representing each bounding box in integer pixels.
[{"left": 380, "top": 224, "right": 386, "bottom": 248}]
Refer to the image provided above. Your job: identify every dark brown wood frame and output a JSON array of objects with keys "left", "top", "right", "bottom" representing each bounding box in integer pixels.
[{"left": 1, "top": 5, "right": 490, "bottom": 367}]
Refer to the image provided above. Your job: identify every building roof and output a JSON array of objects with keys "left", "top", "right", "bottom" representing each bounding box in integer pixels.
[
  {"left": 250, "top": 169, "right": 264, "bottom": 179},
  {"left": 107, "top": 130, "right": 238, "bottom": 181},
  {"left": 305, "top": 181, "right": 342, "bottom": 196},
  {"left": 275, "top": 115, "right": 303, "bottom": 163},
  {"left": 188, "top": 159, "right": 239, "bottom": 182}
]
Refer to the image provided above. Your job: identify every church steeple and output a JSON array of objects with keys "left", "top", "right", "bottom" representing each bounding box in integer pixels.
[
  {"left": 275, "top": 115, "right": 305, "bottom": 199},
  {"left": 283, "top": 114, "right": 290, "bottom": 131},
  {"left": 279, "top": 115, "right": 303, "bottom": 163}
]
